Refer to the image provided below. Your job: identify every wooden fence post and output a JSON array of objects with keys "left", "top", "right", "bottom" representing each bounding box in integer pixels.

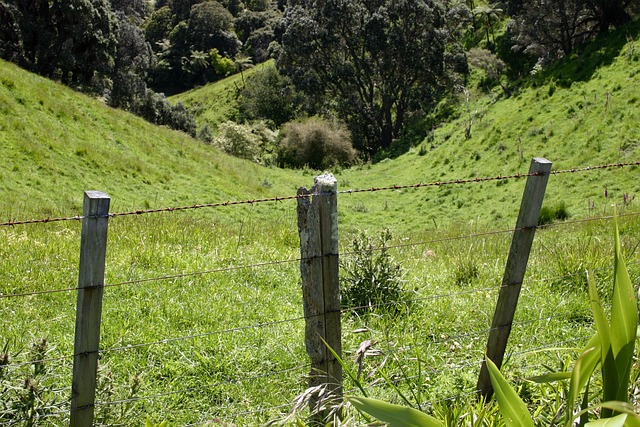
[
  {"left": 477, "top": 158, "right": 552, "bottom": 400},
  {"left": 70, "top": 191, "right": 110, "bottom": 427},
  {"left": 297, "top": 174, "right": 342, "bottom": 421}
]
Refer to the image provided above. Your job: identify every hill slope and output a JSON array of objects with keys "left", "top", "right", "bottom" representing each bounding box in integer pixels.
[
  {"left": 176, "top": 20, "right": 640, "bottom": 231},
  {"left": 0, "top": 59, "right": 301, "bottom": 222},
  {"left": 2, "top": 20, "right": 640, "bottom": 232}
]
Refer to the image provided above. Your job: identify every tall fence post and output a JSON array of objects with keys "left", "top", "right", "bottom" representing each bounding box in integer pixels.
[
  {"left": 477, "top": 158, "right": 552, "bottom": 400},
  {"left": 297, "top": 174, "right": 342, "bottom": 421},
  {"left": 70, "top": 191, "right": 110, "bottom": 427}
]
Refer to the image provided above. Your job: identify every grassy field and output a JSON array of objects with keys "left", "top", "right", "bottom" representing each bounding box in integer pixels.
[{"left": 1, "top": 19, "right": 640, "bottom": 427}]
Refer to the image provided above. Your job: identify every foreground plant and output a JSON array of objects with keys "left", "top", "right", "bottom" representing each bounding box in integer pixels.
[
  {"left": 346, "top": 219, "right": 640, "bottom": 427},
  {"left": 481, "top": 217, "right": 639, "bottom": 427}
]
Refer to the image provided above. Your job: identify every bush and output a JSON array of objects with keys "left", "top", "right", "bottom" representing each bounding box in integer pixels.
[
  {"left": 213, "top": 121, "right": 262, "bottom": 161},
  {"left": 135, "top": 90, "right": 196, "bottom": 136},
  {"left": 212, "top": 121, "right": 278, "bottom": 163},
  {"left": 279, "top": 117, "right": 357, "bottom": 170},
  {"left": 238, "top": 63, "right": 300, "bottom": 127},
  {"left": 340, "top": 229, "right": 408, "bottom": 316}
]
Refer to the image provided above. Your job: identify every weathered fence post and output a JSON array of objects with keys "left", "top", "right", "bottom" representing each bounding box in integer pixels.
[
  {"left": 477, "top": 158, "right": 552, "bottom": 400},
  {"left": 297, "top": 174, "right": 342, "bottom": 421},
  {"left": 70, "top": 191, "right": 110, "bottom": 427}
]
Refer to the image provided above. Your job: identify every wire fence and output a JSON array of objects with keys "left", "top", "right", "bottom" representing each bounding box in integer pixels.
[
  {"left": 1, "top": 161, "right": 639, "bottom": 425},
  {"left": 1, "top": 160, "right": 638, "bottom": 228}
]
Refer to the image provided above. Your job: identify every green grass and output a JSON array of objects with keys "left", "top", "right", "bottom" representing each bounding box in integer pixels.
[
  {"left": 1, "top": 20, "right": 640, "bottom": 426},
  {"left": 0, "top": 59, "right": 299, "bottom": 222}
]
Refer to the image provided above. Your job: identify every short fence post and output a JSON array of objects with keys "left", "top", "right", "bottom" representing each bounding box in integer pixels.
[
  {"left": 477, "top": 158, "right": 552, "bottom": 400},
  {"left": 297, "top": 174, "right": 342, "bottom": 421},
  {"left": 70, "top": 191, "right": 110, "bottom": 427}
]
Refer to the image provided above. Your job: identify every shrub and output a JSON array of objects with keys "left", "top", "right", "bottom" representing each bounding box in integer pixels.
[
  {"left": 213, "top": 121, "right": 262, "bottom": 161},
  {"left": 212, "top": 121, "right": 278, "bottom": 164},
  {"left": 238, "top": 63, "right": 301, "bottom": 127},
  {"left": 135, "top": 90, "right": 196, "bottom": 136},
  {"left": 340, "top": 229, "right": 407, "bottom": 316},
  {"left": 279, "top": 117, "right": 357, "bottom": 170}
]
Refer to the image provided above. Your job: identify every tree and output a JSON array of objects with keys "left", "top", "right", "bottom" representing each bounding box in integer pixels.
[
  {"left": 277, "top": 0, "right": 454, "bottom": 155},
  {"left": 233, "top": 54, "right": 254, "bottom": 85},
  {"left": 508, "top": 0, "right": 638, "bottom": 63},
  {"left": 144, "top": 6, "right": 174, "bottom": 48},
  {"left": 50, "top": 0, "right": 118, "bottom": 87},
  {"left": 109, "top": 10, "right": 154, "bottom": 109},
  {"left": 188, "top": 0, "right": 239, "bottom": 56},
  {"left": 109, "top": 0, "right": 148, "bottom": 21},
  {"left": 583, "top": 0, "right": 634, "bottom": 32},
  {"left": 510, "top": 0, "right": 596, "bottom": 60},
  {"left": 473, "top": 4, "right": 502, "bottom": 46},
  {"left": 0, "top": 2, "right": 25, "bottom": 63},
  {"left": 238, "top": 62, "right": 300, "bottom": 126}
]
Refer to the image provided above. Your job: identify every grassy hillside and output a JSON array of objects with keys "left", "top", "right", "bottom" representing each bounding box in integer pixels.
[
  {"left": 0, "top": 59, "right": 299, "bottom": 222},
  {"left": 1, "top": 25, "right": 640, "bottom": 426},
  {"left": 337, "top": 21, "right": 640, "bottom": 231},
  {"left": 165, "top": 21, "right": 640, "bottom": 234}
]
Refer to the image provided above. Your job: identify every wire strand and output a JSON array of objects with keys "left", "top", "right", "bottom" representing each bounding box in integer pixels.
[{"left": 2, "top": 160, "right": 638, "bottom": 227}]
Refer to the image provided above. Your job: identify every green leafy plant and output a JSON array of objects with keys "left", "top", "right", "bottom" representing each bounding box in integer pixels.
[
  {"left": 344, "top": 219, "right": 639, "bottom": 427},
  {"left": 340, "top": 229, "right": 407, "bottom": 315},
  {"left": 488, "top": 217, "right": 639, "bottom": 427}
]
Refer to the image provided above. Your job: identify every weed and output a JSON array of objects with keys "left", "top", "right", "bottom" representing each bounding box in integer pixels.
[
  {"left": 453, "top": 258, "right": 480, "bottom": 286},
  {"left": 340, "top": 229, "right": 408, "bottom": 315}
]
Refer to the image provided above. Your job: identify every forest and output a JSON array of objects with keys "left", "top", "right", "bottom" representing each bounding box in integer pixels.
[{"left": 1, "top": 0, "right": 638, "bottom": 159}]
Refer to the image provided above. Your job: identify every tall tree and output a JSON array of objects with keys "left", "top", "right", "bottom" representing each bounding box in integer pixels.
[
  {"left": 110, "top": 10, "right": 154, "bottom": 109},
  {"left": 188, "top": 0, "right": 239, "bottom": 55},
  {"left": 510, "top": 0, "right": 594, "bottom": 60},
  {"left": 278, "top": 0, "right": 455, "bottom": 154},
  {"left": 50, "top": 0, "right": 118, "bottom": 87},
  {"left": 508, "top": 0, "right": 638, "bottom": 63}
]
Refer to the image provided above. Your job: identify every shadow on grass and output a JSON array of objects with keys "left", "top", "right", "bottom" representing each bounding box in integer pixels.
[{"left": 539, "top": 18, "right": 640, "bottom": 88}]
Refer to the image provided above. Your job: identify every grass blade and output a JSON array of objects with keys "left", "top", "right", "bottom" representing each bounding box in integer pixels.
[
  {"left": 610, "top": 219, "right": 637, "bottom": 358},
  {"left": 485, "top": 355, "right": 535, "bottom": 427},
  {"left": 348, "top": 396, "right": 445, "bottom": 427}
]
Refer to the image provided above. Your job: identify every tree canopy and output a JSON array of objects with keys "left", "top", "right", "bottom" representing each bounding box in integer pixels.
[{"left": 277, "top": 0, "right": 460, "bottom": 155}]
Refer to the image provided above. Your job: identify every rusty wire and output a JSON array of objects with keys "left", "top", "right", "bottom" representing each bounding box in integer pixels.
[
  {"left": 1, "top": 160, "right": 638, "bottom": 228},
  {"left": 2, "top": 210, "right": 638, "bottom": 301}
]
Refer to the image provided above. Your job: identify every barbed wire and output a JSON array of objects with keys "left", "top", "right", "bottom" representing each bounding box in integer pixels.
[
  {"left": 550, "top": 161, "right": 640, "bottom": 175},
  {"left": 2, "top": 161, "right": 638, "bottom": 228}
]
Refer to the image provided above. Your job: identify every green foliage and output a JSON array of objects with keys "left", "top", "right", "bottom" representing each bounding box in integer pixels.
[
  {"left": 279, "top": 117, "right": 357, "bottom": 170},
  {"left": 340, "top": 229, "right": 407, "bottom": 315},
  {"left": 213, "top": 120, "right": 266, "bottom": 162},
  {"left": 1, "top": 0, "right": 118, "bottom": 90},
  {"left": 489, "top": 219, "right": 639, "bottom": 427},
  {"left": 238, "top": 62, "right": 300, "bottom": 127},
  {"left": 0, "top": 339, "right": 64, "bottom": 426},
  {"left": 349, "top": 396, "right": 445, "bottom": 427},
  {"left": 145, "top": 417, "right": 168, "bottom": 427},
  {"left": 277, "top": 0, "right": 459, "bottom": 155},
  {"left": 539, "top": 201, "right": 570, "bottom": 225}
]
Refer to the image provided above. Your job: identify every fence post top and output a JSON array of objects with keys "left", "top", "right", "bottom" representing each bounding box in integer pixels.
[
  {"left": 84, "top": 191, "right": 111, "bottom": 200},
  {"left": 532, "top": 157, "right": 552, "bottom": 166},
  {"left": 314, "top": 173, "right": 337, "bottom": 186}
]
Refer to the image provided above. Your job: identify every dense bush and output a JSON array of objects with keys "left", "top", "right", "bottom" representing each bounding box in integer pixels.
[
  {"left": 238, "top": 63, "right": 301, "bottom": 127},
  {"left": 278, "top": 118, "right": 357, "bottom": 170},
  {"left": 136, "top": 90, "right": 196, "bottom": 136},
  {"left": 340, "top": 229, "right": 408, "bottom": 316},
  {"left": 212, "top": 121, "right": 277, "bottom": 163}
]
